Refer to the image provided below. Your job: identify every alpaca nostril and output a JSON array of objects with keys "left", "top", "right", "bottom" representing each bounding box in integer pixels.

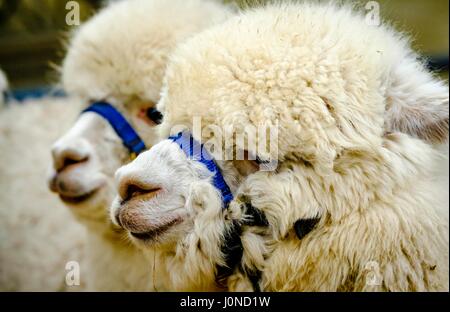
[
  {"left": 52, "top": 141, "right": 91, "bottom": 172},
  {"left": 123, "top": 183, "right": 161, "bottom": 202},
  {"left": 57, "top": 154, "right": 90, "bottom": 173}
]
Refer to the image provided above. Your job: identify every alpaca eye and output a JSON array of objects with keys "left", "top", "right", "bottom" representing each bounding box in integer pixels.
[
  {"left": 145, "top": 107, "right": 163, "bottom": 124},
  {"left": 138, "top": 107, "right": 163, "bottom": 126}
]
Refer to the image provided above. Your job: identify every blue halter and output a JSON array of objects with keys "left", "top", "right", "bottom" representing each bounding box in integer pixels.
[
  {"left": 169, "top": 131, "right": 234, "bottom": 209},
  {"left": 82, "top": 102, "right": 146, "bottom": 158}
]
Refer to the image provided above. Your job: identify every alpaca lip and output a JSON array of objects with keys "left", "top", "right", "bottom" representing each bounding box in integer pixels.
[
  {"left": 59, "top": 187, "right": 100, "bottom": 204},
  {"left": 130, "top": 217, "right": 183, "bottom": 241}
]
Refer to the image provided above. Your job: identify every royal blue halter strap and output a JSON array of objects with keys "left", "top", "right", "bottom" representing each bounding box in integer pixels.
[
  {"left": 169, "top": 131, "right": 234, "bottom": 208},
  {"left": 82, "top": 102, "right": 146, "bottom": 156}
]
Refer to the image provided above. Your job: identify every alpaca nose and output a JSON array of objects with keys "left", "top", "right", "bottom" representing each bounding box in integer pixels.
[
  {"left": 51, "top": 140, "right": 91, "bottom": 172},
  {"left": 116, "top": 176, "right": 162, "bottom": 232},
  {"left": 116, "top": 167, "right": 160, "bottom": 200},
  {"left": 119, "top": 180, "right": 161, "bottom": 203}
]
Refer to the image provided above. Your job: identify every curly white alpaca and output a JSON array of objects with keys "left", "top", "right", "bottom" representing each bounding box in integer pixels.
[
  {"left": 111, "top": 3, "right": 448, "bottom": 291},
  {"left": 48, "top": 0, "right": 233, "bottom": 291}
]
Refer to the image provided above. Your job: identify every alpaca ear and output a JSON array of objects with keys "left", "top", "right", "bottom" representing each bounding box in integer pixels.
[{"left": 385, "top": 57, "right": 449, "bottom": 144}]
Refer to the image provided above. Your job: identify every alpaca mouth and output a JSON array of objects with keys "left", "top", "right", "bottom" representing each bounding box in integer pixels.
[
  {"left": 59, "top": 187, "right": 100, "bottom": 204},
  {"left": 130, "top": 217, "right": 183, "bottom": 242}
]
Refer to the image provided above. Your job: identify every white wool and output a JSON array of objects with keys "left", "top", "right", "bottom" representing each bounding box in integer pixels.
[
  {"left": 113, "top": 2, "right": 449, "bottom": 291},
  {"left": 0, "top": 97, "right": 87, "bottom": 291}
]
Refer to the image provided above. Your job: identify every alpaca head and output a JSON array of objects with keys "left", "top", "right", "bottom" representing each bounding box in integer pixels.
[
  {"left": 111, "top": 3, "right": 449, "bottom": 288},
  {"left": 111, "top": 129, "right": 261, "bottom": 247},
  {"left": 47, "top": 0, "right": 232, "bottom": 230}
]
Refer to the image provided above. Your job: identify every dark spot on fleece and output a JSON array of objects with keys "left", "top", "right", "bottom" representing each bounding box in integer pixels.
[{"left": 294, "top": 217, "right": 320, "bottom": 240}]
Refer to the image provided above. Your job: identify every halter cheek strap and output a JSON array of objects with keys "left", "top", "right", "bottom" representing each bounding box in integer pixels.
[
  {"left": 82, "top": 102, "right": 146, "bottom": 158},
  {"left": 169, "top": 131, "right": 233, "bottom": 208}
]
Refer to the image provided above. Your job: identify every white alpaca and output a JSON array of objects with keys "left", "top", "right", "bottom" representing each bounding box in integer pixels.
[
  {"left": 111, "top": 3, "right": 449, "bottom": 291},
  {"left": 48, "top": 0, "right": 233, "bottom": 291},
  {"left": 0, "top": 97, "right": 87, "bottom": 291}
]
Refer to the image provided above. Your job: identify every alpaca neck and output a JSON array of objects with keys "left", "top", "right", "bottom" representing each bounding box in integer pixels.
[{"left": 84, "top": 229, "right": 154, "bottom": 291}]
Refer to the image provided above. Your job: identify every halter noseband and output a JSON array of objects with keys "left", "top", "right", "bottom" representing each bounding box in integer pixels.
[
  {"left": 169, "top": 131, "right": 233, "bottom": 208},
  {"left": 82, "top": 101, "right": 146, "bottom": 159}
]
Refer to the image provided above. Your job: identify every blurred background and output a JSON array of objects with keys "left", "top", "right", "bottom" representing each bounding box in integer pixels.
[{"left": 0, "top": 0, "right": 448, "bottom": 98}]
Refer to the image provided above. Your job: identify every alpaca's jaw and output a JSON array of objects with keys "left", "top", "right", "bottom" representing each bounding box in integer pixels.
[
  {"left": 112, "top": 193, "right": 188, "bottom": 246},
  {"left": 128, "top": 216, "right": 185, "bottom": 245},
  {"left": 50, "top": 177, "right": 107, "bottom": 205}
]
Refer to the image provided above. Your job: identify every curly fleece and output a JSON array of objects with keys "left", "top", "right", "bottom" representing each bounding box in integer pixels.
[{"left": 156, "top": 2, "right": 449, "bottom": 291}]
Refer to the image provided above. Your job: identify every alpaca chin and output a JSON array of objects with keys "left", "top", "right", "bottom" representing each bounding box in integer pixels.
[
  {"left": 48, "top": 163, "right": 108, "bottom": 207},
  {"left": 59, "top": 185, "right": 103, "bottom": 206},
  {"left": 127, "top": 217, "right": 189, "bottom": 249},
  {"left": 56, "top": 172, "right": 106, "bottom": 204}
]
